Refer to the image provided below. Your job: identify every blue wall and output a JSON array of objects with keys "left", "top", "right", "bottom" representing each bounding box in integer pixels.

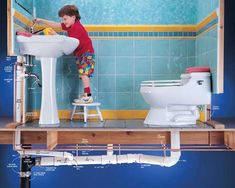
[
  {"left": 36, "top": 0, "right": 198, "bottom": 24},
  {"left": 0, "top": 0, "right": 15, "bottom": 117}
]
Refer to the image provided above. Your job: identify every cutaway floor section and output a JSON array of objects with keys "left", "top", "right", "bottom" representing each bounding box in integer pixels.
[{"left": 17, "top": 119, "right": 212, "bottom": 130}]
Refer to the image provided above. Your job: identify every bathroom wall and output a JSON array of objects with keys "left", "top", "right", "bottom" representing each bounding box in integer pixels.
[
  {"left": 35, "top": 0, "right": 198, "bottom": 24},
  {"left": 197, "top": 0, "right": 219, "bottom": 23},
  {"left": 195, "top": 0, "right": 219, "bottom": 93},
  {"left": 24, "top": 0, "right": 200, "bottom": 112},
  {"left": 11, "top": 0, "right": 220, "bottom": 114},
  {"left": 12, "top": 0, "right": 34, "bottom": 54}
]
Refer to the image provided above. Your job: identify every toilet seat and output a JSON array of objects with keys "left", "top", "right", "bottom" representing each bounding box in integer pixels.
[{"left": 141, "top": 80, "right": 182, "bottom": 87}]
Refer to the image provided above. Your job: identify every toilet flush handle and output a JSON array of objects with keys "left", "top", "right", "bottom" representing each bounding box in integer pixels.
[{"left": 197, "top": 80, "right": 204, "bottom": 85}]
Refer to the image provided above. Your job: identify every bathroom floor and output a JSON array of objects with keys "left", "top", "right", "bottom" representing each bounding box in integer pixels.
[
  {"left": 16, "top": 119, "right": 212, "bottom": 129},
  {"left": 1, "top": 118, "right": 235, "bottom": 130}
]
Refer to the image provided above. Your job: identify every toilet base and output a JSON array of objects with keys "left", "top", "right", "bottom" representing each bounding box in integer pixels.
[{"left": 144, "top": 106, "right": 199, "bottom": 127}]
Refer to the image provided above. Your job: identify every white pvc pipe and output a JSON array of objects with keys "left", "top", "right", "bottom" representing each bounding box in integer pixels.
[
  {"left": 37, "top": 131, "right": 181, "bottom": 167},
  {"left": 14, "top": 56, "right": 24, "bottom": 123},
  {"left": 18, "top": 150, "right": 74, "bottom": 161}
]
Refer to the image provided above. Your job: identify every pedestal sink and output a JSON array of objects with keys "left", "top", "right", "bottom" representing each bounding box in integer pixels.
[{"left": 17, "top": 35, "right": 79, "bottom": 125}]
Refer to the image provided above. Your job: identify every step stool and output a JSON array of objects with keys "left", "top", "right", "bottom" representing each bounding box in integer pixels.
[{"left": 70, "top": 102, "right": 103, "bottom": 123}]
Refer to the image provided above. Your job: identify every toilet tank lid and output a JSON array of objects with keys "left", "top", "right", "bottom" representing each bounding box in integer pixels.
[{"left": 185, "top": 67, "right": 210, "bottom": 73}]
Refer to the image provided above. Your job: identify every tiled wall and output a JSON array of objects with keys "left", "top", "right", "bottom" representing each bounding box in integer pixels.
[
  {"left": 26, "top": 38, "right": 196, "bottom": 111},
  {"left": 196, "top": 27, "right": 218, "bottom": 92},
  {"left": 12, "top": 0, "right": 220, "bottom": 111},
  {"left": 196, "top": 0, "right": 220, "bottom": 93}
]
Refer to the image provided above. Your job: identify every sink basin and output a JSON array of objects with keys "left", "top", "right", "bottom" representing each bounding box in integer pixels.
[
  {"left": 17, "top": 35, "right": 79, "bottom": 58},
  {"left": 17, "top": 35, "right": 79, "bottom": 126}
]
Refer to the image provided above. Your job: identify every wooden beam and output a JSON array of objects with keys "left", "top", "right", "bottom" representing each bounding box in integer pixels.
[
  {"left": 0, "top": 131, "right": 14, "bottom": 144},
  {"left": 47, "top": 131, "right": 58, "bottom": 150},
  {"left": 21, "top": 131, "right": 47, "bottom": 144},
  {"left": 218, "top": 0, "right": 224, "bottom": 93},
  {"left": 0, "top": 130, "right": 227, "bottom": 146},
  {"left": 57, "top": 131, "right": 170, "bottom": 144},
  {"left": 224, "top": 132, "right": 235, "bottom": 149},
  {"left": 7, "top": 0, "right": 13, "bottom": 56}
]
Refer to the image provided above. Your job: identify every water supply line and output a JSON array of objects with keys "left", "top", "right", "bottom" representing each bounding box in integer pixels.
[{"left": 14, "top": 56, "right": 41, "bottom": 123}]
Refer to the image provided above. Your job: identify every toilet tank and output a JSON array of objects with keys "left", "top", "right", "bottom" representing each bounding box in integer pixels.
[{"left": 181, "top": 72, "right": 211, "bottom": 94}]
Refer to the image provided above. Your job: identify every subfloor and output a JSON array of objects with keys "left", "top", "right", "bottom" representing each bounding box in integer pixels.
[{"left": 1, "top": 117, "right": 235, "bottom": 130}]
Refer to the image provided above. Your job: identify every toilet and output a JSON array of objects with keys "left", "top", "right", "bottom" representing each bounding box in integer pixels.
[{"left": 140, "top": 67, "right": 211, "bottom": 126}]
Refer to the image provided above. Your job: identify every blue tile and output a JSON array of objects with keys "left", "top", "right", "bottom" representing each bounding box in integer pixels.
[
  {"left": 188, "top": 57, "right": 196, "bottom": 68},
  {"left": 98, "top": 75, "right": 115, "bottom": 92},
  {"left": 116, "top": 57, "right": 134, "bottom": 74},
  {"left": 170, "top": 40, "right": 187, "bottom": 57},
  {"left": 98, "top": 56, "right": 115, "bottom": 74},
  {"left": 152, "top": 40, "right": 170, "bottom": 56},
  {"left": 116, "top": 75, "right": 133, "bottom": 92},
  {"left": 170, "top": 56, "right": 188, "bottom": 74},
  {"left": 187, "top": 40, "right": 196, "bottom": 57},
  {"left": 152, "top": 57, "right": 170, "bottom": 74},
  {"left": 98, "top": 92, "right": 116, "bottom": 110},
  {"left": 144, "top": 32, "right": 149, "bottom": 36},
  {"left": 135, "top": 40, "right": 151, "bottom": 56},
  {"left": 154, "top": 32, "right": 159, "bottom": 37},
  {"left": 63, "top": 74, "right": 80, "bottom": 94},
  {"left": 135, "top": 57, "right": 151, "bottom": 74},
  {"left": 116, "top": 40, "right": 134, "bottom": 56},
  {"left": 98, "top": 40, "right": 116, "bottom": 56},
  {"left": 133, "top": 32, "right": 138, "bottom": 36},
  {"left": 116, "top": 93, "right": 133, "bottom": 110}
]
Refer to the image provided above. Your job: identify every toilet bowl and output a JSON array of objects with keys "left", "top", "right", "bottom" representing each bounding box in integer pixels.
[{"left": 140, "top": 67, "right": 211, "bottom": 126}]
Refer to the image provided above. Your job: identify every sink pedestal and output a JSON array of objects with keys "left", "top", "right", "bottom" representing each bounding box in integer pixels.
[
  {"left": 39, "top": 57, "right": 59, "bottom": 125},
  {"left": 16, "top": 35, "right": 79, "bottom": 126}
]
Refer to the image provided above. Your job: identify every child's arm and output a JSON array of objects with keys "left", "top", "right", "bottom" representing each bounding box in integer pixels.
[{"left": 33, "top": 18, "right": 61, "bottom": 28}]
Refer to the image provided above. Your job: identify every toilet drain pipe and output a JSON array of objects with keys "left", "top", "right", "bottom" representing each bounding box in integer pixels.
[{"left": 37, "top": 131, "right": 181, "bottom": 167}]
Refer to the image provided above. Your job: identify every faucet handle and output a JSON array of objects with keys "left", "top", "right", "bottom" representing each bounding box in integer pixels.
[{"left": 30, "top": 19, "right": 37, "bottom": 33}]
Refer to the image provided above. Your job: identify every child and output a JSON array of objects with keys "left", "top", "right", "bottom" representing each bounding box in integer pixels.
[{"left": 34, "top": 5, "right": 95, "bottom": 104}]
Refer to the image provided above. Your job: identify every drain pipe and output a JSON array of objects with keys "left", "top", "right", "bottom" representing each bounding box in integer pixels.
[
  {"left": 36, "top": 131, "right": 181, "bottom": 167},
  {"left": 14, "top": 56, "right": 25, "bottom": 123}
]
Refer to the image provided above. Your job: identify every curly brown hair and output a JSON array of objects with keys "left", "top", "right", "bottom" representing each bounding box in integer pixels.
[{"left": 58, "top": 5, "right": 81, "bottom": 20}]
